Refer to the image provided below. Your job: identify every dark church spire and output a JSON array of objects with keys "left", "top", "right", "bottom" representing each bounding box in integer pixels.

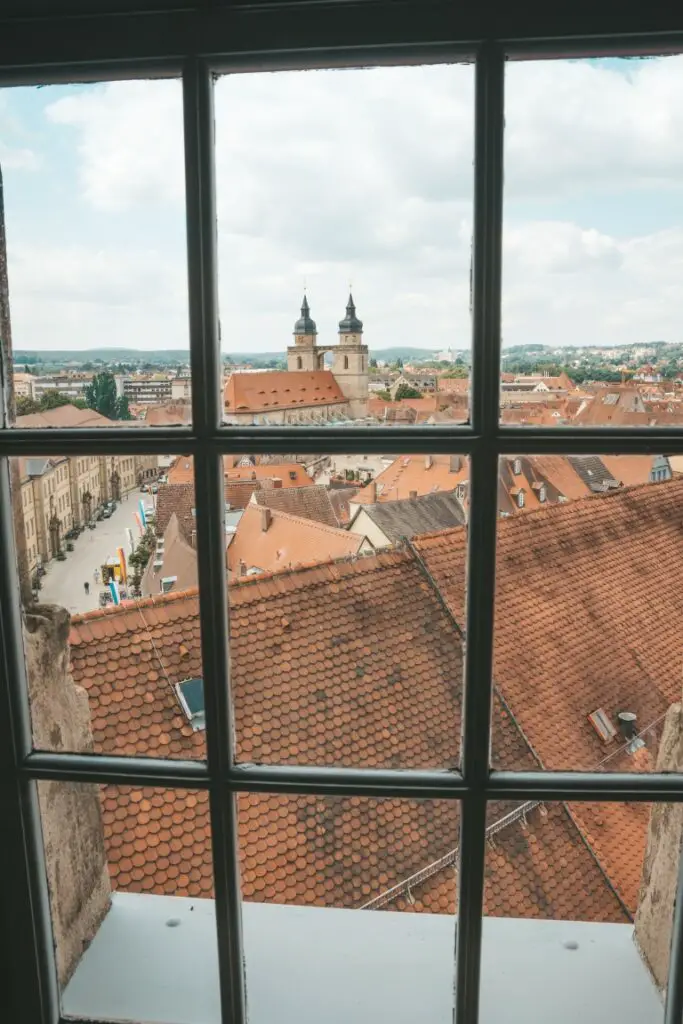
[
  {"left": 293, "top": 294, "right": 317, "bottom": 335},
  {"left": 338, "top": 293, "right": 363, "bottom": 335}
]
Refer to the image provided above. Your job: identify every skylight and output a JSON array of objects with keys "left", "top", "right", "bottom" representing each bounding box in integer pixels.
[{"left": 175, "top": 678, "right": 205, "bottom": 730}]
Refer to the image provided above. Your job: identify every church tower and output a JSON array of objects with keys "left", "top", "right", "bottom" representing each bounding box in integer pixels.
[
  {"left": 332, "top": 293, "right": 369, "bottom": 418},
  {"left": 287, "top": 295, "right": 326, "bottom": 372}
]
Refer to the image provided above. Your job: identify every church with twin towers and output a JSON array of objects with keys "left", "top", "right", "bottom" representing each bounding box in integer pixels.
[{"left": 224, "top": 293, "right": 370, "bottom": 425}]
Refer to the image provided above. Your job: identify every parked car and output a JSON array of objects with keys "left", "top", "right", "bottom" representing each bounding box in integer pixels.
[{"left": 150, "top": 483, "right": 158, "bottom": 494}]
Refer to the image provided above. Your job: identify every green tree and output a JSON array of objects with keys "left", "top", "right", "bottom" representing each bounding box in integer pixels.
[
  {"left": 116, "top": 394, "right": 132, "bottom": 420},
  {"left": 39, "top": 389, "right": 73, "bottom": 410},
  {"left": 369, "top": 358, "right": 378, "bottom": 369},
  {"left": 23, "top": 363, "right": 30, "bottom": 374},
  {"left": 394, "top": 383, "right": 423, "bottom": 400},
  {"left": 84, "top": 371, "right": 132, "bottom": 420},
  {"left": 375, "top": 389, "right": 392, "bottom": 401},
  {"left": 16, "top": 395, "right": 40, "bottom": 416}
]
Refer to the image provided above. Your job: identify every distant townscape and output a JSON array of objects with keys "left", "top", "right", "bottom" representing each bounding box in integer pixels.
[{"left": 11, "top": 293, "right": 683, "bottom": 998}]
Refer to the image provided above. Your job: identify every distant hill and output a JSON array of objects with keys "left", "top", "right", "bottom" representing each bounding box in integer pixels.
[
  {"left": 14, "top": 349, "right": 191, "bottom": 365},
  {"left": 14, "top": 345, "right": 454, "bottom": 367}
]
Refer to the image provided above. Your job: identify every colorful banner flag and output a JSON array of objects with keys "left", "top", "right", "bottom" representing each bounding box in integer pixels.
[
  {"left": 134, "top": 512, "right": 143, "bottom": 535},
  {"left": 117, "top": 547, "right": 128, "bottom": 583},
  {"left": 138, "top": 498, "right": 147, "bottom": 529},
  {"left": 108, "top": 580, "right": 121, "bottom": 606},
  {"left": 125, "top": 527, "right": 135, "bottom": 554}
]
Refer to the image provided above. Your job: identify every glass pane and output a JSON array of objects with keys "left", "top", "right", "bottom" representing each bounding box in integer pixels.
[
  {"left": 488, "top": 456, "right": 681, "bottom": 772},
  {"left": 238, "top": 794, "right": 458, "bottom": 1022},
  {"left": 215, "top": 64, "right": 474, "bottom": 427},
  {"left": 1, "top": 79, "right": 189, "bottom": 426},
  {"left": 502, "top": 55, "right": 683, "bottom": 427},
  {"left": 481, "top": 800, "right": 667, "bottom": 1024},
  {"left": 228, "top": 453, "right": 468, "bottom": 769},
  {"left": 37, "top": 781, "right": 216, "bottom": 1024},
  {"left": 15, "top": 454, "right": 206, "bottom": 758}
]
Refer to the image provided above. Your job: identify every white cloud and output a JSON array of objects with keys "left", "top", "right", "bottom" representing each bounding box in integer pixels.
[
  {"left": 6, "top": 241, "right": 188, "bottom": 350},
  {"left": 0, "top": 145, "right": 39, "bottom": 172},
  {"left": 4, "top": 56, "right": 683, "bottom": 351},
  {"left": 46, "top": 80, "right": 185, "bottom": 211},
  {"left": 503, "top": 222, "right": 683, "bottom": 346}
]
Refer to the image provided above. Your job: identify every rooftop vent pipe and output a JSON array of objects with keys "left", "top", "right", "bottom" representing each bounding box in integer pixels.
[{"left": 617, "top": 711, "right": 637, "bottom": 741}]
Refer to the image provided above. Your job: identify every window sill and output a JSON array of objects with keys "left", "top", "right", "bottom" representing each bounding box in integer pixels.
[{"left": 64, "top": 893, "right": 661, "bottom": 1024}]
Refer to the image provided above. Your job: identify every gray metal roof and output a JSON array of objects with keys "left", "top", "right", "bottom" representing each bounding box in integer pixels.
[
  {"left": 356, "top": 490, "right": 466, "bottom": 542},
  {"left": 568, "top": 455, "right": 620, "bottom": 493}
]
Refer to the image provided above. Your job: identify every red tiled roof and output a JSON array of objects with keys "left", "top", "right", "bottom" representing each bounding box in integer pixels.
[
  {"left": 16, "top": 405, "right": 115, "bottom": 428},
  {"left": 353, "top": 455, "right": 468, "bottom": 504},
  {"left": 154, "top": 484, "right": 196, "bottom": 543},
  {"left": 225, "top": 371, "right": 345, "bottom": 414},
  {"left": 227, "top": 504, "right": 369, "bottom": 575},
  {"left": 166, "top": 455, "right": 313, "bottom": 490},
  {"left": 69, "top": 548, "right": 626, "bottom": 921},
  {"left": 252, "top": 484, "right": 340, "bottom": 528},
  {"left": 415, "top": 477, "right": 683, "bottom": 913},
  {"left": 143, "top": 403, "right": 192, "bottom": 426}
]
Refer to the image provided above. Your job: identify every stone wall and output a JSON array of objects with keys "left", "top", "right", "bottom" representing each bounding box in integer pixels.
[
  {"left": 24, "top": 605, "right": 111, "bottom": 988},
  {"left": 634, "top": 701, "right": 683, "bottom": 991}
]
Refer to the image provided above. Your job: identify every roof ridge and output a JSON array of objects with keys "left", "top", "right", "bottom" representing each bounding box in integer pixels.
[
  {"left": 70, "top": 586, "right": 200, "bottom": 624},
  {"left": 246, "top": 503, "right": 354, "bottom": 537},
  {"left": 229, "top": 546, "right": 411, "bottom": 590}
]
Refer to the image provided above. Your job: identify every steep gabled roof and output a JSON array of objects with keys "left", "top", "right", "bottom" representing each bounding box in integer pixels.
[
  {"left": 227, "top": 503, "right": 368, "bottom": 574},
  {"left": 352, "top": 490, "right": 465, "bottom": 543},
  {"left": 415, "top": 477, "right": 683, "bottom": 913},
  {"left": 68, "top": 548, "right": 626, "bottom": 921},
  {"left": 252, "top": 483, "right": 339, "bottom": 528}
]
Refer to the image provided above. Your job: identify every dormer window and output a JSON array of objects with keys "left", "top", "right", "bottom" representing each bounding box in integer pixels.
[
  {"left": 513, "top": 458, "right": 522, "bottom": 475},
  {"left": 539, "top": 484, "right": 546, "bottom": 503},
  {"left": 517, "top": 490, "right": 525, "bottom": 509}
]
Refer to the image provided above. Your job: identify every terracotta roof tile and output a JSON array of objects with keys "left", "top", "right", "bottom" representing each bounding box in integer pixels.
[
  {"left": 70, "top": 545, "right": 627, "bottom": 922},
  {"left": 225, "top": 371, "right": 345, "bottom": 414},
  {"left": 253, "top": 484, "right": 340, "bottom": 528},
  {"left": 415, "top": 477, "right": 683, "bottom": 914},
  {"left": 227, "top": 504, "right": 369, "bottom": 576}
]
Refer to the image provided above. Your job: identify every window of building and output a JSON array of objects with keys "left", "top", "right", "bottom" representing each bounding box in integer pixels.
[{"left": 2, "top": 33, "right": 683, "bottom": 1024}]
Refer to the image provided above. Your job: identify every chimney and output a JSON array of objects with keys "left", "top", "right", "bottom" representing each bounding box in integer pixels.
[
  {"left": 365, "top": 480, "right": 377, "bottom": 503},
  {"left": 272, "top": 477, "right": 283, "bottom": 489},
  {"left": 238, "top": 559, "right": 247, "bottom": 576},
  {"left": 449, "top": 455, "right": 462, "bottom": 473},
  {"left": 260, "top": 507, "right": 272, "bottom": 532},
  {"left": 617, "top": 711, "right": 637, "bottom": 741},
  {"left": 635, "top": 701, "right": 683, "bottom": 991},
  {"left": 409, "top": 490, "right": 418, "bottom": 500},
  {"left": 425, "top": 455, "right": 433, "bottom": 470}
]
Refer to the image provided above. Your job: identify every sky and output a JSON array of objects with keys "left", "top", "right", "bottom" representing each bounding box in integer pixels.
[{"left": 1, "top": 56, "right": 683, "bottom": 354}]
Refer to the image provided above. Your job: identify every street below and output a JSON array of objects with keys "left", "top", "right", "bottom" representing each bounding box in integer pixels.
[{"left": 39, "top": 488, "right": 152, "bottom": 615}]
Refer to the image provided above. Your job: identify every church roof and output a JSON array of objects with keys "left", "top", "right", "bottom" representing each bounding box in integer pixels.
[{"left": 224, "top": 370, "right": 346, "bottom": 414}]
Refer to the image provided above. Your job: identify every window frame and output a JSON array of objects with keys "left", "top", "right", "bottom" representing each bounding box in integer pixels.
[{"left": 1, "top": 32, "right": 683, "bottom": 1024}]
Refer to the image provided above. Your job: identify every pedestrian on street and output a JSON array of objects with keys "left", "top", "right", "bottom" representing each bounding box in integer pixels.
[{"left": 84, "top": 581, "right": 90, "bottom": 595}]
